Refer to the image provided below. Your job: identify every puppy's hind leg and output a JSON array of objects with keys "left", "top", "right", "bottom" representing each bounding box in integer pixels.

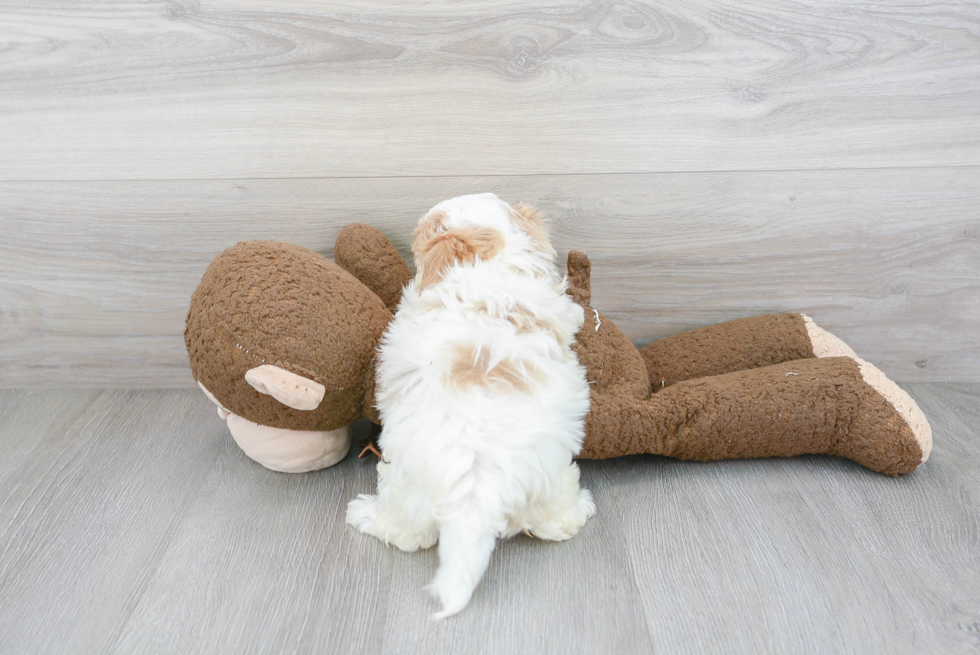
[
  {"left": 346, "top": 462, "right": 438, "bottom": 552},
  {"left": 526, "top": 462, "right": 596, "bottom": 541},
  {"left": 347, "top": 495, "right": 438, "bottom": 552}
]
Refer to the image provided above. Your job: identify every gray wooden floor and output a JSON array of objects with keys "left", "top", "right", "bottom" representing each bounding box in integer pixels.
[{"left": 0, "top": 385, "right": 977, "bottom": 654}]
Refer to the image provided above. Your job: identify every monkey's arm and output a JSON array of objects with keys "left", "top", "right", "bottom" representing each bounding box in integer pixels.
[{"left": 334, "top": 223, "right": 413, "bottom": 312}]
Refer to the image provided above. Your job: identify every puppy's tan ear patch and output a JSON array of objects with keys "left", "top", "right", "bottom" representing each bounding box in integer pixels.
[
  {"left": 413, "top": 210, "right": 448, "bottom": 253},
  {"left": 510, "top": 203, "right": 551, "bottom": 255},
  {"left": 415, "top": 225, "right": 504, "bottom": 290}
]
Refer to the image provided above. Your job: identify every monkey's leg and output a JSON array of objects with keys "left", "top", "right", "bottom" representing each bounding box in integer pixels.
[
  {"left": 580, "top": 356, "right": 931, "bottom": 476},
  {"left": 640, "top": 313, "right": 858, "bottom": 390}
]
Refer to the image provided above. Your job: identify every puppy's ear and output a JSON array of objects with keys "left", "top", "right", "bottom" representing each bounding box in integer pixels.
[
  {"left": 510, "top": 203, "right": 552, "bottom": 256},
  {"left": 415, "top": 225, "right": 504, "bottom": 290}
]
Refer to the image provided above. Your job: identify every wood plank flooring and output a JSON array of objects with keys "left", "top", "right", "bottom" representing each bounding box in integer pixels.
[{"left": 0, "top": 386, "right": 977, "bottom": 654}]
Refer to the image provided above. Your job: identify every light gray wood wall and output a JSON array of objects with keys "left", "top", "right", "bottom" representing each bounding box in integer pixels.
[{"left": 1, "top": 0, "right": 978, "bottom": 386}]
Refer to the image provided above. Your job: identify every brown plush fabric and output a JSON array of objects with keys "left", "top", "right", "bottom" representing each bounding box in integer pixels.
[
  {"left": 333, "top": 224, "right": 412, "bottom": 424},
  {"left": 567, "top": 251, "right": 650, "bottom": 402},
  {"left": 641, "top": 313, "right": 815, "bottom": 389},
  {"left": 362, "top": 353, "right": 382, "bottom": 425},
  {"left": 580, "top": 357, "right": 922, "bottom": 476},
  {"left": 566, "top": 251, "right": 924, "bottom": 475},
  {"left": 185, "top": 238, "right": 928, "bottom": 476},
  {"left": 185, "top": 241, "right": 391, "bottom": 431},
  {"left": 566, "top": 250, "right": 592, "bottom": 307},
  {"left": 334, "top": 223, "right": 413, "bottom": 312}
]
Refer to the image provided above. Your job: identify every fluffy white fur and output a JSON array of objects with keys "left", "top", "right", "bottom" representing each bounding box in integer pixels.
[{"left": 346, "top": 193, "right": 594, "bottom": 619}]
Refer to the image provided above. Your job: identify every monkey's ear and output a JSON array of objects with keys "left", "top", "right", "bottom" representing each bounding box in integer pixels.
[{"left": 245, "top": 365, "right": 325, "bottom": 411}]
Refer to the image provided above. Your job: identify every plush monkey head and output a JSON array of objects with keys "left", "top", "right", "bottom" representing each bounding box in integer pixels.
[{"left": 185, "top": 232, "right": 409, "bottom": 472}]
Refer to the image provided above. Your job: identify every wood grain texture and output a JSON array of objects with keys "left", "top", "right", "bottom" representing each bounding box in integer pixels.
[
  {"left": 0, "top": 390, "right": 224, "bottom": 653},
  {"left": 2, "top": 169, "right": 977, "bottom": 386},
  {"left": 602, "top": 381, "right": 980, "bottom": 654},
  {"left": 0, "top": 385, "right": 976, "bottom": 653},
  {"left": 1, "top": 0, "right": 979, "bottom": 179},
  {"left": 111, "top": 418, "right": 392, "bottom": 654},
  {"left": 373, "top": 461, "right": 655, "bottom": 655}
]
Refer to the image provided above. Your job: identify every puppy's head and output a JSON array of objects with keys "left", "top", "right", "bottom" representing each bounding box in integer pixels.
[{"left": 412, "top": 193, "right": 555, "bottom": 290}]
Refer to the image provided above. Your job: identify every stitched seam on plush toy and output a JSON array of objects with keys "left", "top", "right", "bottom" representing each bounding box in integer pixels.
[
  {"left": 204, "top": 300, "right": 327, "bottom": 390},
  {"left": 205, "top": 303, "right": 264, "bottom": 366}
]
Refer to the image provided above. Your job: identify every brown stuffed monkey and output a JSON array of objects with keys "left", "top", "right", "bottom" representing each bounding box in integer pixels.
[{"left": 185, "top": 223, "right": 931, "bottom": 476}]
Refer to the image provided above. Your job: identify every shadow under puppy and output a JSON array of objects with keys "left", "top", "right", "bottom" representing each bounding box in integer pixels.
[{"left": 346, "top": 193, "right": 595, "bottom": 618}]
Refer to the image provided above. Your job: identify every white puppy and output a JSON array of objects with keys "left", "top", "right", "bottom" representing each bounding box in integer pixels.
[{"left": 346, "top": 192, "right": 595, "bottom": 618}]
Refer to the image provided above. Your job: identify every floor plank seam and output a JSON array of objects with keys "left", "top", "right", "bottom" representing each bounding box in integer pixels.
[{"left": 2, "top": 162, "right": 980, "bottom": 185}]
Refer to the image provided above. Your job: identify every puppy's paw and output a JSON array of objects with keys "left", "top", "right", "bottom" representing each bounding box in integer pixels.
[
  {"left": 391, "top": 527, "right": 438, "bottom": 553},
  {"left": 577, "top": 488, "right": 597, "bottom": 521},
  {"left": 529, "top": 488, "right": 596, "bottom": 541},
  {"left": 346, "top": 494, "right": 380, "bottom": 535},
  {"left": 347, "top": 494, "right": 436, "bottom": 551}
]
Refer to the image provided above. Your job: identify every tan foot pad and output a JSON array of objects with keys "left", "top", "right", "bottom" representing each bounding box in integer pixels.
[
  {"left": 801, "top": 314, "right": 858, "bottom": 359},
  {"left": 856, "top": 357, "right": 933, "bottom": 465}
]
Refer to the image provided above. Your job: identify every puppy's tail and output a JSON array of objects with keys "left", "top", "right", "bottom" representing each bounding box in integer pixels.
[{"left": 429, "top": 517, "right": 496, "bottom": 619}]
